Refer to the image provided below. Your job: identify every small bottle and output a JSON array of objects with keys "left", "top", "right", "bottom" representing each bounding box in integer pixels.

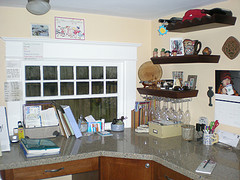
[
  {"left": 78, "top": 115, "right": 84, "bottom": 129},
  {"left": 18, "top": 121, "right": 25, "bottom": 140},
  {"left": 101, "top": 119, "right": 105, "bottom": 132}
]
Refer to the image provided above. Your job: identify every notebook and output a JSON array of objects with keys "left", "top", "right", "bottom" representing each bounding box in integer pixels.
[{"left": 195, "top": 159, "right": 216, "bottom": 174}]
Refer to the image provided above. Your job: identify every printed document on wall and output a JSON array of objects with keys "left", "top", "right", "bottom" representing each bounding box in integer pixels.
[
  {"left": 4, "top": 82, "right": 22, "bottom": 102},
  {"left": 0, "top": 106, "right": 11, "bottom": 151},
  {"left": 215, "top": 94, "right": 240, "bottom": 128}
]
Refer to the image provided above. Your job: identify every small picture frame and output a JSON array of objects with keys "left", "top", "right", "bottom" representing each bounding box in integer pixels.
[
  {"left": 170, "top": 38, "right": 184, "bottom": 56},
  {"left": 187, "top": 75, "right": 197, "bottom": 89},
  {"left": 31, "top": 24, "right": 50, "bottom": 38},
  {"left": 172, "top": 71, "right": 183, "bottom": 85}
]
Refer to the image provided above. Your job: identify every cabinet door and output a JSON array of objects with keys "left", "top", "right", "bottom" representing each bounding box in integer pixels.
[
  {"left": 100, "top": 157, "right": 152, "bottom": 180},
  {"left": 153, "top": 162, "right": 192, "bottom": 180},
  {"left": 2, "top": 157, "right": 99, "bottom": 180}
]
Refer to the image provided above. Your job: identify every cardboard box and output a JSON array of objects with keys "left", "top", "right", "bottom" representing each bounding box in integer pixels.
[{"left": 149, "top": 121, "right": 182, "bottom": 138}]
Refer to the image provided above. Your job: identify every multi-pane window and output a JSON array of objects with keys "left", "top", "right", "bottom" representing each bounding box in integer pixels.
[{"left": 25, "top": 64, "right": 119, "bottom": 122}]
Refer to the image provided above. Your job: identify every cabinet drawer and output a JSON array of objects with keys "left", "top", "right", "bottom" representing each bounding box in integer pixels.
[{"left": 2, "top": 157, "right": 99, "bottom": 180}]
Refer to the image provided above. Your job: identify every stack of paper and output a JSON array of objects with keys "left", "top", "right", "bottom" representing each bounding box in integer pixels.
[{"left": 20, "top": 138, "right": 60, "bottom": 158}]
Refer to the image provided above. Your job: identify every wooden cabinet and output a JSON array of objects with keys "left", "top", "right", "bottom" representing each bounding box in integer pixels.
[
  {"left": 100, "top": 157, "right": 192, "bottom": 180},
  {"left": 100, "top": 157, "right": 153, "bottom": 180},
  {"left": 153, "top": 162, "right": 192, "bottom": 180},
  {"left": 1, "top": 157, "right": 99, "bottom": 180},
  {"left": 1, "top": 157, "right": 193, "bottom": 180}
]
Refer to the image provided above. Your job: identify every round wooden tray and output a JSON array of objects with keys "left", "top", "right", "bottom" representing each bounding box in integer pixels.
[{"left": 138, "top": 61, "right": 162, "bottom": 81}]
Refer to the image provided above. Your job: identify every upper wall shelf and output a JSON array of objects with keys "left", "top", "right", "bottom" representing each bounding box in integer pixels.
[
  {"left": 151, "top": 55, "right": 220, "bottom": 64},
  {"left": 137, "top": 88, "right": 198, "bottom": 99},
  {"left": 166, "top": 14, "right": 237, "bottom": 32}
]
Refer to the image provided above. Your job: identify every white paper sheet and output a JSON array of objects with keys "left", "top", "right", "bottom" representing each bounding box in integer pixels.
[
  {"left": 85, "top": 115, "right": 96, "bottom": 122},
  {"left": 0, "top": 106, "right": 11, "bottom": 152},
  {"left": 23, "top": 42, "right": 43, "bottom": 60},
  {"left": 217, "top": 129, "right": 240, "bottom": 147},
  {"left": 4, "top": 82, "right": 22, "bottom": 102},
  {"left": 40, "top": 108, "right": 59, "bottom": 127},
  {"left": 215, "top": 94, "right": 240, "bottom": 128}
]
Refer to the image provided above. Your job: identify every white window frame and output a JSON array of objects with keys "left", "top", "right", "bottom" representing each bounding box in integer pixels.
[{"left": 2, "top": 37, "right": 140, "bottom": 135}]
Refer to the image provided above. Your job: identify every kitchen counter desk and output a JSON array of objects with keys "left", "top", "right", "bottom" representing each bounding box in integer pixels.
[{"left": 0, "top": 129, "right": 239, "bottom": 180}]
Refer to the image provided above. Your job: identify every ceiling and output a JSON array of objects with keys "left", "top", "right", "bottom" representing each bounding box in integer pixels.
[{"left": 0, "top": 0, "right": 227, "bottom": 20}]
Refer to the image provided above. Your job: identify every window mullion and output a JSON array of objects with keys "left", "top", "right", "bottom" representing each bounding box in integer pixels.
[
  {"left": 40, "top": 65, "right": 43, "bottom": 97},
  {"left": 58, "top": 65, "right": 61, "bottom": 97}
]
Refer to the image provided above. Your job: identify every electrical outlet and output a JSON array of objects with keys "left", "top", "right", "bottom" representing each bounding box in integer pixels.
[{"left": 199, "top": 117, "right": 208, "bottom": 125}]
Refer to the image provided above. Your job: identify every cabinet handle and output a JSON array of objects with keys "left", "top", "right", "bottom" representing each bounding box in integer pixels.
[
  {"left": 164, "top": 175, "right": 173, "bottom": 180},
  {"left": 145, "top": 163, "right": 150, "bottom": 168},
  {"left": 45, "top": 167, "right": 64, "bottom": 173}
]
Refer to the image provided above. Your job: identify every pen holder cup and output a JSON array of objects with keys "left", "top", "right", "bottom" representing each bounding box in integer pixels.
[
  {"left": 203, "top": 133, "right": 219, "bottom": 145},
  {"left": 181, "top": 125, "right": 195, "bottom": 141}
]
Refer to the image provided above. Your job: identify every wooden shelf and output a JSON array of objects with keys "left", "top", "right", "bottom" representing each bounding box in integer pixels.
[
  {"left": 137, "top": 88, "right": 198, "bottom": 99},
  {"left": 166, "top": 14, "right": 236, "bottom": 32},
  {"left": 151, "top": 55, "right": 220, "bottom": 64}
]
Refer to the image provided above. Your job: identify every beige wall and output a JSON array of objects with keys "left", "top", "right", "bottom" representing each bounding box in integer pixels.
[
  {"left": 0, "top": 6, "right": 151, "bottom": 105},
  {"left": 151, "top": 0, "right": 240, "bottom": 134},
  {"left": 1, "top": 0, "right": 240, "bottom": 135}
]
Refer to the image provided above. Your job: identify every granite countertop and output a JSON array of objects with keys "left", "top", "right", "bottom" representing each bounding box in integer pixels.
[{"left": 0, "top": 128, "right": 239, "bottom": 180}]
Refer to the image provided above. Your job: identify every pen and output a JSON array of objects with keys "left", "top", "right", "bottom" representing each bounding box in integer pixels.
[{"left": 203, "top": 159, "right": 210, "bottom": 168}]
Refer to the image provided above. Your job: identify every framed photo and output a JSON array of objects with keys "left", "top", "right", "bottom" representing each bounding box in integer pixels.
[
  {"left": 187, "top": 75, "right": 197, "bottom": 90},
  {"left": 172, "top": 71, "right": 183, "bottom": 85},
  {"left": 31, "top": 24, "right": 50, "bottom": 38},
  {"left": 215, "top": 70, "right": 240, "bottom": 96},
  {"left": 170, "top": 38, "right": 184, "bottom": 56},
  {"left": 55, "top": 17, "right": 85, "bottom": 40}
]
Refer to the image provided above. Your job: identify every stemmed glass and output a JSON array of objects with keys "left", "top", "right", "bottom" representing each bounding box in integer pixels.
[
  {"left": 168, "top": 99, "right": 175, "bottom": 120},
  {"left": 149, "top": 98, "right": 156, "bottom": 121},
  {"left": 177, "top": 99, "right": 185, "bottom": 123},
  {"left": 161, "top": 99, "right": 169, "bottom": 120},
  {"left": 184, "top": 99, "right": 191, "bottom": 125},
  {"left": 173, "top": 100, "right": 179, "bottom": 123},
  {"left": 155, "top": 97, "right": 162, "bottom": 121}
]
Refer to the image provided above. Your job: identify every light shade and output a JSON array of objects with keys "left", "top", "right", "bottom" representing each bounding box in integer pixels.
[{"left": 26, "top": 0, "right": 51, "bottom": 15}]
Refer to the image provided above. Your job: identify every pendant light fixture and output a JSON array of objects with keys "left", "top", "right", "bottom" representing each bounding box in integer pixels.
[{"left": 26, "top": 0, "right": 51, "bottom": 15}]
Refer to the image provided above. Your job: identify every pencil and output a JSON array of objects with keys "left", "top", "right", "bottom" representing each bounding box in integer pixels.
[{"left": 203, "top": 159, "right": 210, "bottom": 168}]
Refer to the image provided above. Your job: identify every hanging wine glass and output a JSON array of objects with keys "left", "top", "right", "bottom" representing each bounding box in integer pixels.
[
  {"left": 168, "top": 98, "right": 175, "bottom": 120},
  {"left": 161, "top": 99, "right": 169, "bottom": 120},
  {"left": 149, "top": 98, "right": 156, "bottom": 121},
  {"left": 173, "top": 100, "right": 179, "bottom": 123},
  {"left": 184, "top": 99, "right": 191, "bottom": 125},
  {"left": 155, "top": 97, "right": 162, "bottom": 121},
  {"left": 177, "top": 99, "right": 185, "bottom": 123}
]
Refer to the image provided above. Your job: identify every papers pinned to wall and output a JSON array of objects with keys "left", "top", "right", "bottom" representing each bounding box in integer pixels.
[{"left": 4, "top": 82, "right": 22, "bottom": 102}]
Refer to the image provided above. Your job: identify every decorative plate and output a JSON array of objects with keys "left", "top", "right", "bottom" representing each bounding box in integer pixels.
[
  {"left": 222, "top": 36, "right": 240, "bottom": 60},
  {"left": 138, "top": 61, "right": 162, "bottom": 81}
]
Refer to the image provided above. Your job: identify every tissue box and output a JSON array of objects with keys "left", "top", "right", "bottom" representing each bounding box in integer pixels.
[{"left": 149, "top": 121, "right": 182, "bottom": 138}]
